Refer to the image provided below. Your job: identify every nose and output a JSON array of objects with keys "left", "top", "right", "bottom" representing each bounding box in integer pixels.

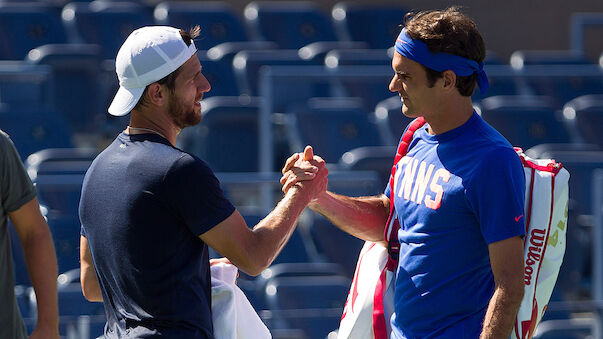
[
  {"left": 389, "top": 74, "right": 400, "bottom": 93},
  {"left": 198, "top": 72, "right": 211, "bottom": 93}
]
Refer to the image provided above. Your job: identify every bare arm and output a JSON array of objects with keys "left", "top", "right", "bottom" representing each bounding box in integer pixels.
[
  {"left": 201, "top": 155, "right": 328, "bottom": 276},
  {"left": 309, "top": 192, "right": 390, "bottom": 242},
  {"left": 480, "top": 236, "right": 525, "bottom": 339},
  {"left": 9, "top": 197, "right": 59, "bottom": 339},
  {"left": 80, "top": 236, "right": 103, "bottom": 302}
]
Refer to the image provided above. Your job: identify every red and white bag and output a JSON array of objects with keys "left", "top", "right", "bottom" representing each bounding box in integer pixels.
[
  {"left": 512, "top": 149, "right": 569, "bottom": 339},
  {"left": 338, "top": 119, "right": 569, "bottom": 339}
]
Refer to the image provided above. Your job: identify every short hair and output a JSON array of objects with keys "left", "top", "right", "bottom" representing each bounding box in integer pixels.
[
  {"left": 403, "top": 7, "right": 486, "bottom": 96},
  {"left": 132, "top": 25, "right": 201, "bottom": 111}
]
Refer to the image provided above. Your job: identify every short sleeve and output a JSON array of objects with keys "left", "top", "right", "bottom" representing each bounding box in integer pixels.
[
  {"left": 0, "top": 131, "right": 36, "bottom": 213},
  {"left": 466, "top": 147, "right": 526, "bottom": 244},
  {"left": 164, "top": 155, "right": 235, "bottom": 236}
]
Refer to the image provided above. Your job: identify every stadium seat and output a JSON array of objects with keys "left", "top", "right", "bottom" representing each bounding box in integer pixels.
[
  {"left": 510, "top": 50, "right": 593, "bottom": 69},
  {"left": 177, "top": 96, "right": 261, "bottom": 172},
  {"left": 56, "top": 283, "right": 105, "bottom": 317},
  {"left": 331, "top": 2, "right": 407, "bottom": 49},
  {"left": 197, "top": 50, "right": 242, "bottom": 98},
  {"left": 232, "top": 49, "right": 322, "bottom": 97},
  {"left": 25, "top": 43, "right": 105, "bottom": 133},
  {"left": 562, "top": 95, "right": 603, "bottom": 147},
  {"left": 308, "top": 213, "right": 365, "bottom": 278},
  {"left": 285, "top": 97, "right": 383, "bottom": 164},
  {"left": 324, "top": 48, "right": 392, "bottom": 68},
  {"left": 297, "top": 41, "right": 368, "bottom": 62},
  {"left": 339, "top": 145, "right": 396, "bottom": 186},
  {"left": 0, "top": 61, "right": 53, "bottom": 110},
  {"left": 262, "top": 275, "right": 349, "bottom": 338},
  {"left": 521, "top": 65, "right": 603, "bottom": 108},
  {"left": 373, "top": 95, "right": 415, "bottom": 145},
  {"left": 244, "top": 1, "right": 338, "bottom": 49},
  {"left": 0, "top": 3, "right": 67, "bottom": 60},
  {"left": 154, "top": 1, "right": 249, "bottom": 49},
  {"left": 25, "top": 147, "right": 98, "bottom": 179},
  {"left": 61, "top": 1, "right": 153, "bottom": 59},
  {"left": 478, "top": 95, "right": 571, "bottom": 149},
  {"left": 0, "top": 108, "right": 73, "bottom": 159},
  {"left": 324, "top": 49, "right": 393, "bottom": 109}
]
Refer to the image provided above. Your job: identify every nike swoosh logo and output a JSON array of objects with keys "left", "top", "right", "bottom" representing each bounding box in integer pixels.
[{"left": 515, "top": 214, "right": 523, "bottom": 222}]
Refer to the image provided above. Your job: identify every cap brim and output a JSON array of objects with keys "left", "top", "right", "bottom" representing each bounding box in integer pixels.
[{"left": 108, "top": 86, "right": 145, "bottom": 116}]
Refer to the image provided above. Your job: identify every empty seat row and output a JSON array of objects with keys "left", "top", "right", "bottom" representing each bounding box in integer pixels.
[{"left": 0, "top": 1, "right": 410, "bottom": 60}]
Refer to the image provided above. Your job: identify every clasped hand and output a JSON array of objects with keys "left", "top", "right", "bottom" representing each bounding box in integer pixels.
[{"left": 280, "top": 145, "right": 328, "bottom": 201}]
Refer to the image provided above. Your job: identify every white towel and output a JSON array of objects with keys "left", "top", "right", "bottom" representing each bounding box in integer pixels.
[{"left": 211, "top": 263, "right": 271, "bottom": 339}]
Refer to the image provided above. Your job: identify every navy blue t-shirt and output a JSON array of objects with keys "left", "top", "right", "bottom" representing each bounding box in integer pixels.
[{"left": 79, "top": 132, "right": 235, "bottom": 338}]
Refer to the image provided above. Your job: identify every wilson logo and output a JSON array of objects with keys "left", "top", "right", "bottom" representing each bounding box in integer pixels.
[{"left": 524, "top": 228, "right": 547, "bottom": 285}]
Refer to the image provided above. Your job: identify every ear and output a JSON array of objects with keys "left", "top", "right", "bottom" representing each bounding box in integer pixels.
[
  {"left": 441, "top": 70, "right": 457, "bottom": 91},
  {"left": 146, "top": 83, "right": 167, "bottom": 106}
]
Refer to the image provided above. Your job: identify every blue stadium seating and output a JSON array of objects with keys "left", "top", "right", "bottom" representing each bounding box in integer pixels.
[
  {"left": 25, "top": 43, "right": 105, "bottom": 133},
  {"left": 154, "top": 1, "right": 249, "bottom": 49},
  {"left": 61, "top": 1, "right": 153, "bottom": 59},
  {"left": 373, "top": 95, "right": 415, "bottom": 145},
  {"left": 47, "top": 216, "right": 84, "bottom": 275},
  {"left": 562, "top": 95, "right": 603, "bottom": 148},
  {"left": 0, "top": 108, "right": 73, "bottom": 159},
  {"left": 25, "top": 147, "right": 98, "bottom": 178},
  {"left": 0, "top": 61, "right": 53, "bottom": 110},
  {"left": 232, "top": 49, "right": 322, "bottom": 97},
  {"left": 324, "top": 48, "right": 392, "bottom": 68},
  {"left": 285, "top": 97, "right": 383, "bottom": 164},
  {"left": 510, "top": 50, "right": 593, "bottom": 69},
  {"left": 331, "top": 2, "right": 407, "bottom": 49},
  {"left": 339, "top": 145, "right": 396, "bottom": 186},
  {"left": 263, "top": 275, "right": 349, "bottom": 338},
  {"left": 297, "top": 41, "right": 369, "bottom": 62},
  {"left": 308, "top": 213, "right": 365, "bottom": 278},
  {"left": 197, "top": 51, "right": 241, "bottom": 98},
  {"left": 521, "top": 65, "right": 603, "bottom": 108},
  {"left": 0, "top": 3, "right": 67, "bottom": 60},
  {"left": 244, "top": 1, "right": 338, "bottom": 49},
  {"left": 478, "top": 95, "right": 571, "bottom": 149},
  {"left": 177, "top": 96, "right": 261, "bottom": 172},
  {"left": 56, "top": 283, "right": 104, "bottom": 317}
]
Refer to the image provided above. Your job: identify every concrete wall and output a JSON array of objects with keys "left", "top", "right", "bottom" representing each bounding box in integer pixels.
[{"left": 206, "top": 0, "right": 603, "bottom": 62}]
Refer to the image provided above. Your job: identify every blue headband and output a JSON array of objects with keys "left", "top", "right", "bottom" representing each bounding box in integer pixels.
[{"left": 394, "top": 28, "right": 489, "bottom": 93}]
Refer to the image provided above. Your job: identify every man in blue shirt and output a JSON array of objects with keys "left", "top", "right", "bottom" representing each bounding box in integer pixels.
[
  {"left": 79, "top": 25, "right": 327, "bottom": 338},
  {"left": 281, "top": 8, "right": 525, "bottom": 339}
]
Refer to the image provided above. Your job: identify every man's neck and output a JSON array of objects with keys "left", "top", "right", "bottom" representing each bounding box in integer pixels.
[
  {"left": 424, "top": 97, "right": 475, "bottom": 135},
  {"left": 128, "top": 109, "right": 180, "bottom": 146}
]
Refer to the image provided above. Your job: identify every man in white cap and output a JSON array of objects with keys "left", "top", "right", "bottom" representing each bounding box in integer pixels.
[{"left": 79, "top": 25, "right": 327, "bottom": 338}]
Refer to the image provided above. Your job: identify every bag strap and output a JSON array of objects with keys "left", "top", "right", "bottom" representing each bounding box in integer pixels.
[{"left": 384, "top": 117, "right": 426, "bottom": 261}]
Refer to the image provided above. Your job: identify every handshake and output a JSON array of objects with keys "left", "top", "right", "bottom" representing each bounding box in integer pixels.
[{"left": 280, "top": 145, "right": 329, "bottom": 204}]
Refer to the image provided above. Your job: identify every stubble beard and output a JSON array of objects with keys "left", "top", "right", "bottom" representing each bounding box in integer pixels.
[{"left": 168, "top": 94, "right": 202, "bottom": 129}]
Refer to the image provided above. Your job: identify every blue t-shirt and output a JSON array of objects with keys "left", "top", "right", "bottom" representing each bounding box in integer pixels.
[
  {"left": 79, "top": 132, "right": 235, "bottom": 338},
  {"left": 384, "top": 113, "right": 525, "bottom": 339}
]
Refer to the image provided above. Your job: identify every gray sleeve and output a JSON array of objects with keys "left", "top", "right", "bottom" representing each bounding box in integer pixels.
[{"left": 0, "top": 131, "right": 36, "bottom": 213}]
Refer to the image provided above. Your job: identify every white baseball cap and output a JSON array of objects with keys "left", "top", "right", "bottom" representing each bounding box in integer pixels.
[{"left": 108, "top": 26, "right": 197, "bottom": 116}]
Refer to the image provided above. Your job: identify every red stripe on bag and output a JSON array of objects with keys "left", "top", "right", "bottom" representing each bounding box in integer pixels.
[{"left": 373, "top": 258, "right": 395, "bottom": 339}]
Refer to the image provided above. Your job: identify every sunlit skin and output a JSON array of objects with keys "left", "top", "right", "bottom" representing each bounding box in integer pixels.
[{"left": 166, "top": 54, "right": 211, "bottom": 129}]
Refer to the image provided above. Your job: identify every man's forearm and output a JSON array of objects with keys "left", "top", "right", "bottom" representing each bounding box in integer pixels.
[
  {"left": 21, "top": 225, "right": 59, "bottom": 327},
  {"left": 309, "top": 191, "right": 390, "bottom": 242},
  {"left": 480, "top": 285, "right": 524, "bottom": 338}
]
